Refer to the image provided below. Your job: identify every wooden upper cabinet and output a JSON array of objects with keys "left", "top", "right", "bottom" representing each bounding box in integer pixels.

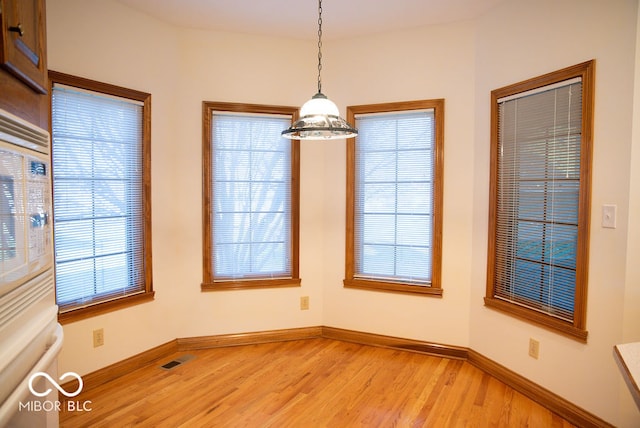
[{"left": 0, "top": 0, "right": 47, "bottom": 94}]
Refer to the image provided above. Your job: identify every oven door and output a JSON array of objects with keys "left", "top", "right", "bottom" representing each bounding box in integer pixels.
[
  {"left": 0, "top": 143, "right": 28, "bottom": 290},
  {"left": 0, "top": 142, "right": 52, "bottom": 295}
]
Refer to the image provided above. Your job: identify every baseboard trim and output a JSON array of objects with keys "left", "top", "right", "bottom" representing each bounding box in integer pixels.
[
  {"left": 321, "top": 326, "right": 469, "bottom": 360},
  {"left": 68, "top": 326, "right": 611, "bottom": 427},
  {"left": 467, "top": 349, "right": 612, "bottom": 428},
  {"left": 176, "top": 326, "right": 323, "bottom": 350},
  {"left": 62, "top": 339, "right": 178, "bottom": 395}
]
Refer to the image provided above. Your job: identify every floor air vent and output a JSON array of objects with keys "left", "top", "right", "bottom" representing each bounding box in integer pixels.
[{"left": 160, "top": 354, "right": 195, "bottom": 370}]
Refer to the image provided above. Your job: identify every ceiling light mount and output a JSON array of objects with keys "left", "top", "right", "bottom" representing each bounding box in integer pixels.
[{"left": 282, "top": 0, "right": 357, "bottom": 140}]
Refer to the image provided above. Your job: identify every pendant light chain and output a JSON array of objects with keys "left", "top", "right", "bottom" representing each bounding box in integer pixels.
[
  {"left": 280, "top": 0, "right": 358, "bottom": 139},
  {"left": 317, "top": 0, "right": 323, "bottom": 94}
]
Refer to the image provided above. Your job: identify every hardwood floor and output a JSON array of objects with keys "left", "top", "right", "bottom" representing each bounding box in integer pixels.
[{"left": 60, "top": 338, "right": 575, "bottom": 427}]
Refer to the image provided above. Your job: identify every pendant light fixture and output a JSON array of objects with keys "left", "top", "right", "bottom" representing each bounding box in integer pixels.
[{"left": 282, "top": 0, "right": 358, "bottom": 140}]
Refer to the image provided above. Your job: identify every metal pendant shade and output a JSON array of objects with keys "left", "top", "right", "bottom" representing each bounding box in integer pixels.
[{"left": 282, "top": 0, "right": 357, "bottom": 140}]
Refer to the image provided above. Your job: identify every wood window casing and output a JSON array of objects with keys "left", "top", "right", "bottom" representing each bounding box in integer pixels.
[
  {"left": 344, "top": 99, "right": 444, "bottom": 296},
  {"left": 202, "top": 102, "right": 300, "bottom": 291},
  {"left": 484, "top": 60, "right": 595, "bottom": 341},
  {"left": 49, "top": 71, "right": 154, "bottom": 324}
]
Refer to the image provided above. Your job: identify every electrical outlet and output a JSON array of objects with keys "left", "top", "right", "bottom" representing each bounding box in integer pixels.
[
  {"left": 93, "top": 328, "right": 104, "bottom": 348},
  {"left": 528, "top": 338, "right": 539, "bottom": 359},
  {"left": 602, "top": 204, "right": 617, "bottom": 229},
  {"left": 300, "top": 296, "right": 309, "bottom": 310}
]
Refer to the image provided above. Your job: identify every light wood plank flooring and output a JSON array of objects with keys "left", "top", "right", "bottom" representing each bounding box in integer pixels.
[{"left": 60, "top": 338, "right": 575, "bottom": 427}]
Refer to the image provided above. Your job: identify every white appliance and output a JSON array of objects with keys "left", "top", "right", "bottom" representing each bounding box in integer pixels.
[{"left": 0, "top": 108, "right": 62, "bottom": 427}]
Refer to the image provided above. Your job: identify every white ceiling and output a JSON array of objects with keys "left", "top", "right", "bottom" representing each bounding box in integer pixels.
[{"left": 115, "top": 0, "right": 507, "bottom": 41}]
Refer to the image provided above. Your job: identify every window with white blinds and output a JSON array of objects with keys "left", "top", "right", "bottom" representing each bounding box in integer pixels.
[
  {"left": 202, "top": 102, "right": 300, "bottom": 290},
  {"left": 344, "top": 100, "right": 444, "bottom": 296},
  {"left": 50, "top": 72, "right": 153, "bottom": 319},
  {"left": 485, "top": 61, "right": 594, "bottom": 340}
]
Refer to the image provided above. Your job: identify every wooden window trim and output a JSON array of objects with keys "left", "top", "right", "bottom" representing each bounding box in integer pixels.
[
  {"left": 201, "top": 102, "right": 300, "bottom": 291},
  {"left": 49, "top": 71, "right": 154, "bottom": 324},
  {"left": 484, "top": 60, "right": 595, "bottom": 342},
  {"left": 344, "top": 99, "right": 445, "bottom": 297}
]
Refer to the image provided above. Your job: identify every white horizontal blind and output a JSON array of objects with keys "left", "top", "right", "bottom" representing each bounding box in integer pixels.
[
  {"left": 354, "top": 110, "right": 435, "bottom": 285},
  {"left": 211, "top": 113, "right": 292, "bottom": 280},
  {"left": 494, "top": 80, "right": 582, "bottom": 321},
  {"left": 51, "top": 84, "right": 145, "bottom": 310}
]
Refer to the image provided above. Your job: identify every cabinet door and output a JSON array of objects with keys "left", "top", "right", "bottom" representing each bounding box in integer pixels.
[{"left": 0, "top": 0, "right": 47, "bottom": 94}]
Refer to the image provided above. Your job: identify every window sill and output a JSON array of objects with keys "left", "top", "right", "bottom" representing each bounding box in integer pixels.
[
  {"left": 343, "top": 278, "right": 442, "bottom": 297},
  {"left": 484, "top": 297, "right": 588, "bottom": 342},
  {"left": 58, "top": 291, "right": 155, "bottom": 325},
  {"left": 202, "top": 278, "right": 301, "bottom": 291}
]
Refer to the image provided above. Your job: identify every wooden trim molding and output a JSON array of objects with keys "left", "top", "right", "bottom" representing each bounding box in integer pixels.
[
  {"left": 58, "top": 292, "right": 155, "bottom": 325},
  {"left": 201, "top": 101, "right": 301, "bottom": 291},
  {"left": 321, "top": 326, "right": 466, "bottom": 360},
  {"left": 485, "top": 60, "right": 594, "bottom": 340},
  {"left": 49, "top": 70, "right": 154, "bottom": 323},
  {"left": 344, "top": 99, "right": 445, "bottom": 297},
  {"left": 467, "top": 349, "right": 611, "bottom": 428},
  {"left": 65, "top": 326, "right": 611, "bottom": 427},
  {"left": 201, "top": 277, "right": 301, "bottom": 292},
  {"left": 343, "top": 279, "right": 443, "bottom": 297},
  {"left": 61, "top": 339, "right": 178, "bottom": 394},
  {"left": 177, "top": 326, "right": 322, "bottom": 350}
]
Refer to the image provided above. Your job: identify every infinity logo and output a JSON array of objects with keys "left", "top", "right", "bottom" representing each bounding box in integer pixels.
[{"left": 28, "top": 372, "right": 83, "bottom": 398}]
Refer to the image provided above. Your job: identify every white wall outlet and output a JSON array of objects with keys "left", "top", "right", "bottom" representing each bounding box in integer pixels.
[
  {"left": 93, "top": 328, "right": 104, "bottom": 347},
  {"left": 528, "top": 338, "right": 540, "bottom": 359},
  {"left": 300, "top": 296, "right": 309, "bottom": 310}
]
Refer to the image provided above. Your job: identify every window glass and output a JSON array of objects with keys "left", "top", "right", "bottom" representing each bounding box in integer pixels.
[
  {"left": 355, "top": 111, "right": 434, "bottom": 284},
  {"left": 50, "top": 72, "right": 153, "bottom": 320},
  {"left": 344, "top": 100, "right": 444, "bottom": 296},
  {"left": 485, "top": 61, "right": 594, "bottom": 340},
  {"left": 202, "top": 103, "right": 300, "bottom": 290}
]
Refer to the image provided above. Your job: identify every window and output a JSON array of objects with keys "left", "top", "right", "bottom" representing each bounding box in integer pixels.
[
  {"left": 202, "top": 102, "right": 300, "bottom": 290},
  {"left": 485, "top": 61, "right": 595, "bottom": 341},
  {"left": 344, "top": 100, "right": 444, "bottom": 296},
  {"left": 49, "top": 71, "right": 153, "bottom": 322}
]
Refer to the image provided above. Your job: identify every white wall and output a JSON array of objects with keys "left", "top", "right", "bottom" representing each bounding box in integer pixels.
[
  {"left": 471, "top": 0, "right": 639, "bottom": 426},
  {"left": 321, "top": 22, "right": 476, "bottom": 347},
  {"left": 47, "top": 0, "right": 184, "bottom": 375},
  {"left": 621, "top": 0, "right": 640, "bottom": 422},
  {"left": 47, "top": 0, "right": 324, "bottom": 375},
  {"left": 46, "top": 0, "right": 640, "bottom": 425}
]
